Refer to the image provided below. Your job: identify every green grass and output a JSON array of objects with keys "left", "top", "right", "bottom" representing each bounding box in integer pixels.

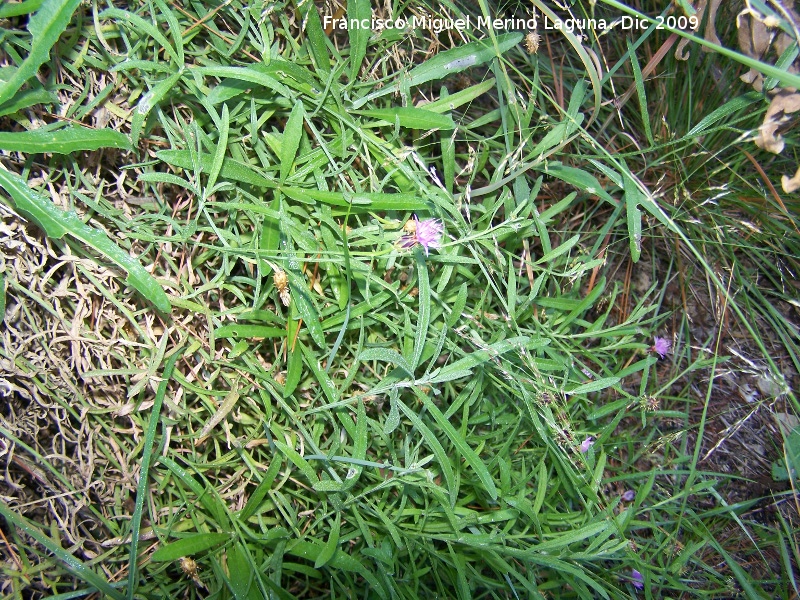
[{"left": 0, "top": 0, "right": 798, "bottom": 598}]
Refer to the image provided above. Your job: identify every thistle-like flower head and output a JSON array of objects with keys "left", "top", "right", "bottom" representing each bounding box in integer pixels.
[
  {"left": 652, "top": 336, "right": 671, "bottom": 359},
  {"left": 414, "top": 216, "right": 443, "bottom": 256}
]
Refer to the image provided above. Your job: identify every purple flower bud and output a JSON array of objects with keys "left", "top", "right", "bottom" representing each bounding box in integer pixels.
[
  {"left": 579, "top": 436, "right": 594, "bottom": 453},
  {"left": 652, "top": 336, "right": 671, "bottom": 359},
  {"left": 631, "top": 569, "right": 644, "bottom": 590},
  {"left": 621, "top": 489, "right": 636, "bottom": 502}
]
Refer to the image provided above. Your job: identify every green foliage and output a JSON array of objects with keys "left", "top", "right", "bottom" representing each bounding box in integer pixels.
[{"left": 0, "top": 0, "right": 797, "bottom": 599}]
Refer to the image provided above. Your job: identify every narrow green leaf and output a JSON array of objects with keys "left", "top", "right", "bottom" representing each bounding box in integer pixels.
[
  {"left": 150, "top": 533, "right": 232, "bottom": 562},
  {"left": 623, "top": 173, "right": 643, "bottom": 262},
  {"left": 280, "top": 102, "right": 305, "bottom": 183},
  {"left": 0, "top": 126, "right": 130, "bottom": 154},
  {"left": 415, "top": 389, "right": 498, "bottom": 500},
  {"left": 314, "top": 516, "right": 340, "bottom": 569},
  {"left": 353, "top": 33, "right": 522, "bottom": 108},
  {"left": 239, "top": 457, "right": 283, "bottom": 521},
  {"left": 568, "top": 377, "right": 620, "bottom": 395},
  {"left": 215, "top": 324, "right": 285, "bottom": 339},
  {"left": 295, "top": 0, "right": 329, "bottom": 75},
  {"left": 157, "top": 149, "right": 276, "bottom": 189},
  {"left": 423, "top": 79, "right": 496, "bottom": 113},
  {"left": 0, "top": 503, "right": 125, "bottom": 599},
  {"left": 627, "top": 38, "right": 654, "bottom": 146},
  {"left": 282, "top": 187, "right": 427, "bottom": 211},
  {"left": 358, "top": 107, "right": 455, "bottom": 130},
  {"left": 396, "top": 398, "right": 457, "bottom": 506},
  {"left": 226, "top": 543, "right": 253, "bottom": 600},
  {"left": 535, "top": 234, "right": 580, "bottom": 264},
  {"left": 206, "top": 103, "right": 229, "bottom": 193},
  {"left": 127, "top": 344, "right": 183, "bottom": 598},
  {"left": 348, "top": 0, "right": 371, "bottom": 82},
  {"left": 194, "top": 66, "right": 292, "bottom": 99},
  {"left": 411, "top": 251, "right": 431, "bottom": 370},
  {"left": 358, "top": 348, "right": 412, "bottom": 376},
  {"left": 0, "top": 167, "right": 171, "bottom": 314},
  {"left": 130, "top": 70, "right": 183, "bottom": 147},
  {"left": 0, "top": 0, "right": 82, "bottom": 106},
  {"left": 0, "top": 0, "right": 45, "bottom": 18}
]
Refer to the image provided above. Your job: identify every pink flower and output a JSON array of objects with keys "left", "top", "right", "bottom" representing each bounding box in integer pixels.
[
  {"left": 579, "top": 436, "right": 594, "bottom": 453},
  {"left": 413, "top": 216, "right": 443, "bottom": 256},
  {"left": 651, "top": 336, "right": 671, "bottom": 359}
]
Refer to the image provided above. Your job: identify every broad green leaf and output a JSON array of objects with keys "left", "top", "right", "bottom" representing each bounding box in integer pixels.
[
  {"left": 348, "top": 0, "right": 371, "bottom": 82},
  {"left": 150, "top": 533, "right": 232, "bottom": 562},
  {"left": 0, "top": 167, "right": 171, "bottom": 314},
  {"left": 358, "top": 107, "right": 455, "bottom": 130},
  {"left": 0, "top": 126, "right": 131, "bottom": 154},
  {"left": 280, "top": 102, "right": 305, "bottom": 183},
  {"left": 0, "top": 0, "right": 82, "bottom": 106}
]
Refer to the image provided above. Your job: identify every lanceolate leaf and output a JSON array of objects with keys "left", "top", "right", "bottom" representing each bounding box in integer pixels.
[
  {"left": 0, "top": 126, "right": 131, "bottom": 154},
  {"left": 0, "top": 0, "right": 83, "bottom": 106},
  {"left": 0, "top": 167, "right": 172, "bottom": 314}
]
